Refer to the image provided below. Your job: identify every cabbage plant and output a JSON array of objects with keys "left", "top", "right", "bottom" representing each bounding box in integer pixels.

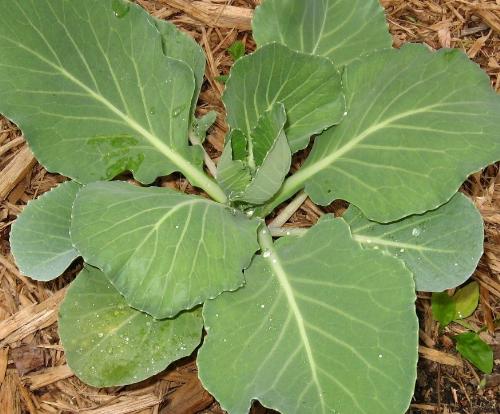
[{"left": 3, "top": 0, "right": 499, "bottom": 413}]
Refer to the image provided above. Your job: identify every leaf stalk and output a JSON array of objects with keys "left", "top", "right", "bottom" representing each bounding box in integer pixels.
[{"left": 188, "top": 130, "right": 218, "bottom": 179}]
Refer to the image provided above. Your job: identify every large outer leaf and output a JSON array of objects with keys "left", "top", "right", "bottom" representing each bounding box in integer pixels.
[
  {"left": 71, "top": 181, "right": 260, "bottom": 318},
  {"left": 0, "top": 0, "right": 225, "bottom": 200},
  {"left": 253, "top": 0, "right": 392, "bottom": 66},
  {"left": 223, "top": 43, "right": 345, "bottom": 152},
  {"left": 280, "top": 44, "right": 500, "bottom": 222},
  {"left": 59, "top": 266, "right": 203, "bottom": 387},
  {"left": 344, "top": 193, "right": 484, "bottom": 292},
  {"left": 10, "top": 181, "right": 80, "bottom": 281},
  {"left": 198, "top": 217, "right": 418, "bottom": 414}
]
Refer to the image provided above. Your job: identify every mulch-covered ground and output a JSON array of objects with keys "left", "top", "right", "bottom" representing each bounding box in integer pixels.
[{"left": 0, "top": 1, "right": 498, "bottom": 413}]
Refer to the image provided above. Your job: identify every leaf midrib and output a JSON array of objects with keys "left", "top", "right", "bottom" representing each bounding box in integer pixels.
[
  {"left": 306, "top": 104, "right": 447, "bottom": 178},
  {"left": 353, "top": 234, "right": 455, "bottom": 253},
  {"left": 259, "top": 230, "right": 326, "bottom": 413},
  {"left": 271, "top": 101, "right": 461, "bottom": 208}
]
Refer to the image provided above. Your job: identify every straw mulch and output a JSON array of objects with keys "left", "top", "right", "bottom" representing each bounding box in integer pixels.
[{"left": 0, "top": 1, "right": 498, "bottom": 413}]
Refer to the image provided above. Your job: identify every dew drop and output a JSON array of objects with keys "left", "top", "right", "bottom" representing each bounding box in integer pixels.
[
  {"left": 112, "top": 0, "right": 130, "bottom": 18},
  {"left": 260, "top": 304, "right": 265, "bottom": 309},
  {"left": 175, "top": 225, "right": 180, "bottom": 229},
  {"left": 366, "top": 239, "right": 372, "bottom": 244},
  {"left": 149, "top": 107, "right": 156, "bottom": 115},
  {"left": 454, "top": 263, "right": 458, "bottom": 266},
  {"left": 343, "top": 111, "right": 348, "bottom": 116},
  {"left": 286, "top": 231, "right": 291, "bottom": 236},
  {"left": 262, "top": 250, "right": 271, "bottom": 258},
  {"left": 246, "top": 210, "right": 255, "bottom": 217},
  {"left": 373, "top": 246, "right": 379, "bottom": 250},
  {"left": 412, "top": 227, "right": 421, "bottom": 237},
  {"left": 98, "top": 332, "right": 104, "bottom": 338},
  {"left": 378, "top": 354, "right": 383, "bottom": 358},
  {"left": 400, "top": 248, "right": 405, "bottom": 253}
]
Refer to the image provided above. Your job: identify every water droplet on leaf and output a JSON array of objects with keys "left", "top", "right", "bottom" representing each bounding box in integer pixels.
[{"left": 112, "top": 0, "right": 130, "bottom": 18}]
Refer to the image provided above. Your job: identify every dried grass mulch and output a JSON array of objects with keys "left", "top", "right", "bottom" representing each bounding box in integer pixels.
[{"left": 0, "top": 0, "right": 499, "bottom": 413}]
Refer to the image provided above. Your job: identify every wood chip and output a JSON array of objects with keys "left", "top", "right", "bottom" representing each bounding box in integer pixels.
[
  {"left": 161, "top": 0, "right": 253, "bottom": 29},
  {"left": 0, "top": 145, "right": 36, "bottom": 201},
  {"left": 14, "top": 373, "right": 38, "bottom": 414},
  {"left": 0, "top": 348, "right": 8, "bottom": 384},
  {"left": 0, "top": 370, "right": 22, "bottom": 414},
  {"left": 82, "top": 394, "right": 162, "bottom": 414},
  {"left": 410, "top": 403, "right": 439, "bottom": 411},
  {"left": 162, "top": 373, "right": 214, "bottom": 413},
  {"left": 24, "top": 364, "right": 74, "bottom": 390},
  {"left": 474, "top": 9, "right": 500, "bottom": 34},
  {"left": 0, "top": 136, "right": 25, "bottom": 157},
  {"left": 418, "top": 346, "right": 463, "bottom": 367},
  {"left": 0, "top": 288, "right": 66, "bottom": 347}
]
